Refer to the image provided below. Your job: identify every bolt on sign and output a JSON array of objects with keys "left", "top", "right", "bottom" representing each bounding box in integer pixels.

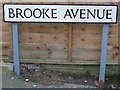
[{"left": 3, "top": 4, "right": 117, "bottom": 23}]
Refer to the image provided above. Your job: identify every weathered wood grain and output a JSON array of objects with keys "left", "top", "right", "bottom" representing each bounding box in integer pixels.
[
  {"left": 19, "top": 33, "right": 67, "bottom": 44},
  {"left": 0, "top": 32, "right": 9, "bottom": 42},
  {"left": 19, "top": 43, "right": 67, "bottom": 51},
  {"left": 19, "top": 50, "right": 67, "bottom": 59},
  {"left": 19, "top": 23, "right": 68, "bottom": 34},
  {"left": 68, "top": 23, "right": 73, "bottom": 61},
  {"left": 1, "top": 23, "right": 11, "bottom": 32}
]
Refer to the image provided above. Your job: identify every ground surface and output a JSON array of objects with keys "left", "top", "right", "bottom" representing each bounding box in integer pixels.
[
  {"left": 1, "top": 62, "right": 119, "bottom": 89},
  {"left": 1, "top": 62, "right": 96, "bottom": 88}
]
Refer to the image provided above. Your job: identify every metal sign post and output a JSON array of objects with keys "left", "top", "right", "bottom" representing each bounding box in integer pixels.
[
  {"left": 99, "top": 1, "right": 110, "bottom": 85},
  {"left": 11, "top": 0, "right": 20, "bottom": 76},
  {"left": 12, "top": 23, "right": 20, "bottom": 76},
  {"left": 99, "top": 24, "right": 109, "bottom": 84}
]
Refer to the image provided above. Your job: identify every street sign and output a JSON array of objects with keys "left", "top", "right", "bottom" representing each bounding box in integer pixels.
[{"left": 3, "top": 4, "right": 118, "bottom": 23}]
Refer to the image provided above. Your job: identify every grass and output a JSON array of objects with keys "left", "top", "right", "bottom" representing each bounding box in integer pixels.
[
  {"left": 45, "top": 64, "right": 118, "bottom": 76},
  {"left": 44, "top": 64, "right": 119, "bottom": 85}
]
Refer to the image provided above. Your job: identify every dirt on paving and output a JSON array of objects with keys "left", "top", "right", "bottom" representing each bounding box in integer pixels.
[
  {"left": 19, "top": 64, "right": 97, "bottom": 88},
  {"left": 1, "top": 63, "right": 120, "bottom": 89},
  {"left": 21, "top": 65, "right": 92, "bottom": 83},
  {"left": 19, "top": 64, "right": 119, "bottom": 89},
  {"left": 1, "top": 63, "right": 96, "bottom": 88}
]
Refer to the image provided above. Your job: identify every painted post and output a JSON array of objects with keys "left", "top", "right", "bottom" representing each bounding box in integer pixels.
[
  {"left": 99, "top": 24, "right": 109, "bottom": 83},
  {"left": 99, "top": 0, "right": 110, "bottom": 85},
  {"left": 12, "top": 23, "right": 20, "bottom": 76}
]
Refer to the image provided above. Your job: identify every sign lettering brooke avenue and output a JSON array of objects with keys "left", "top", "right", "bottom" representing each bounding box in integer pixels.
[{"left": 3, "top": 4, "right": 117, "bottom": 23}]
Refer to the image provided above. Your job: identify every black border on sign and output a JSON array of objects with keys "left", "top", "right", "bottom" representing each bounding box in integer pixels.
[{"left": 3, "top": 3, "right": 118, "bottom": 24}]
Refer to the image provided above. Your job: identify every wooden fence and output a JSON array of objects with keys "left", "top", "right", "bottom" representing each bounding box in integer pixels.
[{"left": 0, "top": 0, "right": 119, "bottom": 64}]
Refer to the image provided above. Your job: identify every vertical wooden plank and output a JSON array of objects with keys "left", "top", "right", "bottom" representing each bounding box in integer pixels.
[
  {"left": 67, "top": 0, "right": 73, "bottom": 62},
  {"left": 68, "top": 23, "right": 73, "bottom": 61},
  {"left": 12, "top": 23, "right": 20, "bottom": 76},
  {"left": 99, "top": 24, "right": 109, "bottom": 83},
  {"left": 9, "top": 24, "right": 13, "bottom": 60},
  {"left": 118, "top": 1, "right": 120, "bottom": 79},
  {"left": 9, "top": 0, "right": 13, "bottom": 59}
]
